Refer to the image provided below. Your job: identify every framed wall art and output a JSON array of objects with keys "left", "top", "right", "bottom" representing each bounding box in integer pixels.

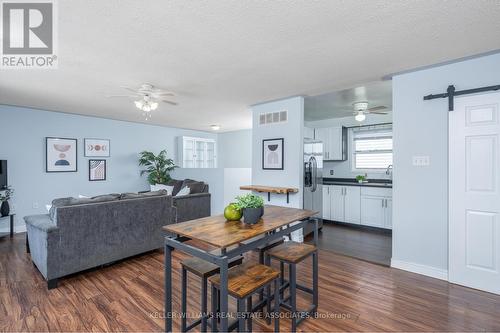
[
  {"left": 84, "top": 138, "right": 110, "bottom": 157},
  {"left": 46, "top": 137, "right": 78, "bottom": 172},
  {"left": 262, "top": 138, "right": 284, "bottom": 170},
  {"left": 89, "top": 159, "right": 106, "bottom": 181}
]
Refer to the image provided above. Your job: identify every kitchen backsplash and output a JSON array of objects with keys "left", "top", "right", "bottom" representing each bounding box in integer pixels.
[{"left": 323, "top": 160, "right": 392, "bottom": 180}]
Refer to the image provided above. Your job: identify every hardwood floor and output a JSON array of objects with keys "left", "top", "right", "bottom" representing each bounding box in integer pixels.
[
  {"left": 317, "top": 222, "right": 392, "bottom": 266},
  {"left": 2, "top": 233, "right": 500, "bottom": 332}
]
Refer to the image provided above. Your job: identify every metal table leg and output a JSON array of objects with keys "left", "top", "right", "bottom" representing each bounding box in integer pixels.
[
  {"left": 10, "top": 215, "right": 14, "bottom": 238},
  {"left": 219, "top": 256, "right": 229, "bottom": 332},
  {"left": 164, "top": 240, "right": 173, "bottom": 333}
]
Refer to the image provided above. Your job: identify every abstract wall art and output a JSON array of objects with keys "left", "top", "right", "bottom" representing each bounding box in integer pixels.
[
  {"left": 84, "top": 138, "right": 110, "bottom": 157},
  {"left": 89, "top": 159, "right": 106, "bottom": 181},
  {"left": 262, "top": 138, "right": 284, "bottom": 170},
  {"left": 46, "top": 137, "right": 78, "bottom": 172}
]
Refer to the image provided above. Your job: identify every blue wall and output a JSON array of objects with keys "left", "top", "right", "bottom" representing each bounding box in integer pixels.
[
  {"left": 0, "top": 105, "right": 218, "bottom": 230},
  {"left": 392, "top": 52, "right": 500, "bottom": 275}
]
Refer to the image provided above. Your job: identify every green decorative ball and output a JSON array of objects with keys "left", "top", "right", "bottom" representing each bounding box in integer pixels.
[{"left": 224, "top": 203, "right": 242, "bottom": 221}]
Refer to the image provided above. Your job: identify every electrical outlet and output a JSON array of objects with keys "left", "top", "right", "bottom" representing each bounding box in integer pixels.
[
  {"left": 412, "top": 156, "right": 430, "bottom": 166},
  {"left": 32, "top": 202, "right": 39, "bottom": 209},
  {"left": 329, "top": 170, "right": 334, "bottom": 175}
]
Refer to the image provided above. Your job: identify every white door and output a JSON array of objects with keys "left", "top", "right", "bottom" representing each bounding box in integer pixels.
[
  {"left": 322, "top": 185, "right": 331, "bottom": 220},
  {"left": 330, "top": 185, "right": 344, "bottom": 221},
  {"left": 344, "top": 186, "right": 361, "bottom": 224},
  {"left": 360, "top": 196, "right": 384, "bottom": 227},
  {"left": 449, "top": 92, "right": 500, "bottom": 295}
]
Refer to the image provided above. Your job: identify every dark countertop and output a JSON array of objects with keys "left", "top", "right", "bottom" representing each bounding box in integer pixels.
[{"left": 323, "top": 178, "right": 392, "bottom": 188}]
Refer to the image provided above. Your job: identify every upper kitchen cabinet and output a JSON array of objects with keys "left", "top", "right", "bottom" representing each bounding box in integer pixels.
[
  {"left": 178, "top": 136, "right": 217, "bottom": 168},
  {"left": 314, "top": 126, "right": 347, "bottom": 161},
  {"left": 304, "top": 127, "right": 315, "bottom": 140}
]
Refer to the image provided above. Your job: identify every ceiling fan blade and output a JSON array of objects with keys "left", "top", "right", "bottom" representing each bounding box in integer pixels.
[
  {"left": 154, "top": 91, "right": 176, "bottom": 96},
  {"left": 367, "top": 105, "right": 387, "bottom": 112},
  {"left": 105, "top": 95, "right": 134, "bottom": 98},
  {"left": 162, "top": 100, "right": 178, "bottom": 106},
  {"left": 369, "top": 111, "right": 388, "bottom": 115},
  {"left": 121, "top": 86, "right": 142, "bottom": 94}
]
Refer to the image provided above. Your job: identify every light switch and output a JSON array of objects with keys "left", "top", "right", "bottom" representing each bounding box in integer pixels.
[{"left": 412, "top": 156, "right": 430, "bottom": 166}]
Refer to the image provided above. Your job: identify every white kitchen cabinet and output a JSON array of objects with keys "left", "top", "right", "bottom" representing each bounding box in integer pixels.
[
  {"left": 178, "top": 136, "right": 217, "bottom": 168},
  {"left": 313, "top": 126, "right": 347, "bottom": 161},
  {"left": 344, "top": 186, "right": 361, "bottom": 224},
  {"left": 324, "top": 185, "right": 360, "bottom": 223},
  {"left": 314, "top": 127, "right": 330, "bottom": 159},
  {"left": 360, "top": 187, "right": 392, "bottom": 229},
  {"left": 322, "top": 185, "right": 331, "bottom": 220},
  {"left": 330, "top": 185, "right": 345, "bottom": 221},
  {"left": 304, "top": 127, "right": 315, "bottom": 140},
  {"left": 384, "top": 198, "right": 392, "bottom": 228},
  {"left": 361, "top": 196, "right": 385, "bottom": 228}
]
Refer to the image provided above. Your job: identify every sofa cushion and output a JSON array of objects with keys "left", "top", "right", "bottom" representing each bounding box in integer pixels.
[
  {"left": 181, "top": 179, "right": 206, "bottom": 194},
  {"left": 141, "top": 190, "right": 169, "bottom": 197},
  {"left": 167, "top": 179, "right": 183, "bottom": 196},
  {"left": 119, "top": 192, "right": 141, "bottom": 200},
  {"left": 68, "top": 194, "right": 120, "bottom": 205}
]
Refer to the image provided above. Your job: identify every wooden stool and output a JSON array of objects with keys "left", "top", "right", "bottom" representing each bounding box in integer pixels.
[
  {"left": 266, "top": 241, "right": 318, "bottom": 332},
  {"left": 241, "top": 236, "right": 284, "bottom": 313},
  {"left": 210, "top": 263, "right": 281, "bottom": 332},
  {"left": 180, "top": 250, "right": 243, "bottom": 332}
]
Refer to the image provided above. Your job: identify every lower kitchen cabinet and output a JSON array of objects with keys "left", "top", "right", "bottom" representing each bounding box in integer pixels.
[
  {"left": 360, "top": 187, "right": 392, "bottom": 229},
  {"left": 330, "top": 186, "right": 345, "bottom": 222},
  {"left": 322, "top": 186, "right": 331, "bottom": 220},
  {"left": 323, "top": 184, "right": 392, "bottom": 229},
  {"left": 344, "top": 186, "right": 361, "bottom": 224},
  {"left": 360, "top": 196, "right": 385, "bottom": 228}
]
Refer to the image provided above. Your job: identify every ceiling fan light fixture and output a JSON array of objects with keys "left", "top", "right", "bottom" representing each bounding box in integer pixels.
[
  {"left": 355, "top": 111, "right": 366, "bottom": 122},
  {"left": 210, "top": 124, "right": 221, "bottom": 131}
]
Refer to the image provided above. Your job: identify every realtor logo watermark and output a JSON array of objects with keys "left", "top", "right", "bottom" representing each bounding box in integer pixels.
[{"left": 1, "top": 0, "right": 57, "bottom": 68}]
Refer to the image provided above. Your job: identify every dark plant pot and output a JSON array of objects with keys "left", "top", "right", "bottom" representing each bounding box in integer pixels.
[
  {"left": 243, "top": 207, "right": 264, "bottom": 225},
  {"left": 0, "top": 201, "right": 10, "bottom": 217}
]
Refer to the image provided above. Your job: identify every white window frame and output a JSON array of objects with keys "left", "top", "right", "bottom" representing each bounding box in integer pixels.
[{"left": 350, "top": 125, "right": 393, "bottom": 173}]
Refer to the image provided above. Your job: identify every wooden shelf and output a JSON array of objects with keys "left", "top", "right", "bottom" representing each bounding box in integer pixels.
[{"left": 240, "top": 185, "right": 299, "bottom": 203}]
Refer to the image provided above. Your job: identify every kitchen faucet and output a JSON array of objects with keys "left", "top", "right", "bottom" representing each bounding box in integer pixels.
[{"left": 385, "top": 164, "right": 393, "bottom": 176}]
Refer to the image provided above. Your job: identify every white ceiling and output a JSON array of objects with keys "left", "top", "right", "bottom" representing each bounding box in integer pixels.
[
  {"left": 305, "top": 80, "right": 392, "bottom": 121},
  {"left": 1, "top": 1, "right": 500, "bottom": 132}
]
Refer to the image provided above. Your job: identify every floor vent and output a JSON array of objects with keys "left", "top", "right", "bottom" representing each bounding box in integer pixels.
[{"left": 259, "top": 110, "right": 288, "bottom": 126}]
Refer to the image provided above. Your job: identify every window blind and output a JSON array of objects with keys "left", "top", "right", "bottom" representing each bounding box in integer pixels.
[{"left": 353, "top": 126, "right": 393, "bottom": 169}]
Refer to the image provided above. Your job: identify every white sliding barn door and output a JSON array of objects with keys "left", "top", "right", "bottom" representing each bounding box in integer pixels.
[{"left": 449, "top": 91, "right": 500, "bottom": 295}]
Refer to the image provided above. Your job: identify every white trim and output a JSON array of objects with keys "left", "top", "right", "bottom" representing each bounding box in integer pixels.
[
  {"left": 0, "top": 223, "right": 26, "bottom": 234},
  {"left": 391, "top": 259, "right": 448, "bottom": 281}
]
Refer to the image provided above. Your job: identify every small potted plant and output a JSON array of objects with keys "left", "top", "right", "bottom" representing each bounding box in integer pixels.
[
  {"left": 139, "top": 150, "right": 177, "bottom": 191},
  {"left": 0, "top": 186, "right": 14, "bottom": 217},
  {"left": 234, "top": 193, "right": 265, "bottom": 225},
  {"left": 356, "top": 175, "right": 366, "bottom": 183}
]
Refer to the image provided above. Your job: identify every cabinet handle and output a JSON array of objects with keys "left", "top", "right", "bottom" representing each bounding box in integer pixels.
[{"left": 382, "top": 199, "right": 384, "bottom": 208}]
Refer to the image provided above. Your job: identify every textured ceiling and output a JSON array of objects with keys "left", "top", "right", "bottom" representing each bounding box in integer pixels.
[
  {"left": 1, "top": 1, "right": 499, "bottom": 132},
  {"left": 305, "top": 81, "right": 392, "bottom": 121}
]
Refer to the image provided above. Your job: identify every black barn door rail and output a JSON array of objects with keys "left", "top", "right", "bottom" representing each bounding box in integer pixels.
[{"left": 423, "top": 84, "right": 500, "bottom": 111}]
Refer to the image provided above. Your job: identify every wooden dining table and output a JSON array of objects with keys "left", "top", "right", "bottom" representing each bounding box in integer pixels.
[{"left": 162, "top": 205, "right": 319, "bottom": 332}]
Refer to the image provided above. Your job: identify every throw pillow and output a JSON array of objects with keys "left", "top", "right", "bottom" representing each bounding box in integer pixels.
[
  {"left": 167, "top": 179, "right": 183, "bottom": 196},
  {"left": 181, "top": 179, "right": 206, "bottom": 194},
  {"left": 175, "top": 186, "right": 190, "bottom": 196}
]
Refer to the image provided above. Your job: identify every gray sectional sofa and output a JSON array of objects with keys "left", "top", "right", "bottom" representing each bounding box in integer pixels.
[{"left": 25, "top": 180, "right": 210, "bottom": 289}]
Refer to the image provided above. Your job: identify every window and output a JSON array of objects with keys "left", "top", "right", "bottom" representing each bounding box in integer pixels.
[{"left": 352, "top": 126, "right": 393, "bottom": 170}]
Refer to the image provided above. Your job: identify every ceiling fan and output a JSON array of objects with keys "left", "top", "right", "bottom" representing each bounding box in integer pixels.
[
  {"left": 352, "top": 101, "right": 388, "bottom": 122},
  {"left": 107, "top": 84, "right": 177, "bottom": 119}
]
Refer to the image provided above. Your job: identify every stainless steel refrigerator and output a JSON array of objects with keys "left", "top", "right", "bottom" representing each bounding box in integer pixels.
[{"left": 303, "top": 139, "right": 323, "bottom": 218}]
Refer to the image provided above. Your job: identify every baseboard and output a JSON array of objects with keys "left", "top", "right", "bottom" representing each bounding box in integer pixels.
[
  {"left": 391, "top": 259, "right": 448, "bottom": 281},
  {"left": 0, "top": 224, "right": 26, "bottom": 234}
]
